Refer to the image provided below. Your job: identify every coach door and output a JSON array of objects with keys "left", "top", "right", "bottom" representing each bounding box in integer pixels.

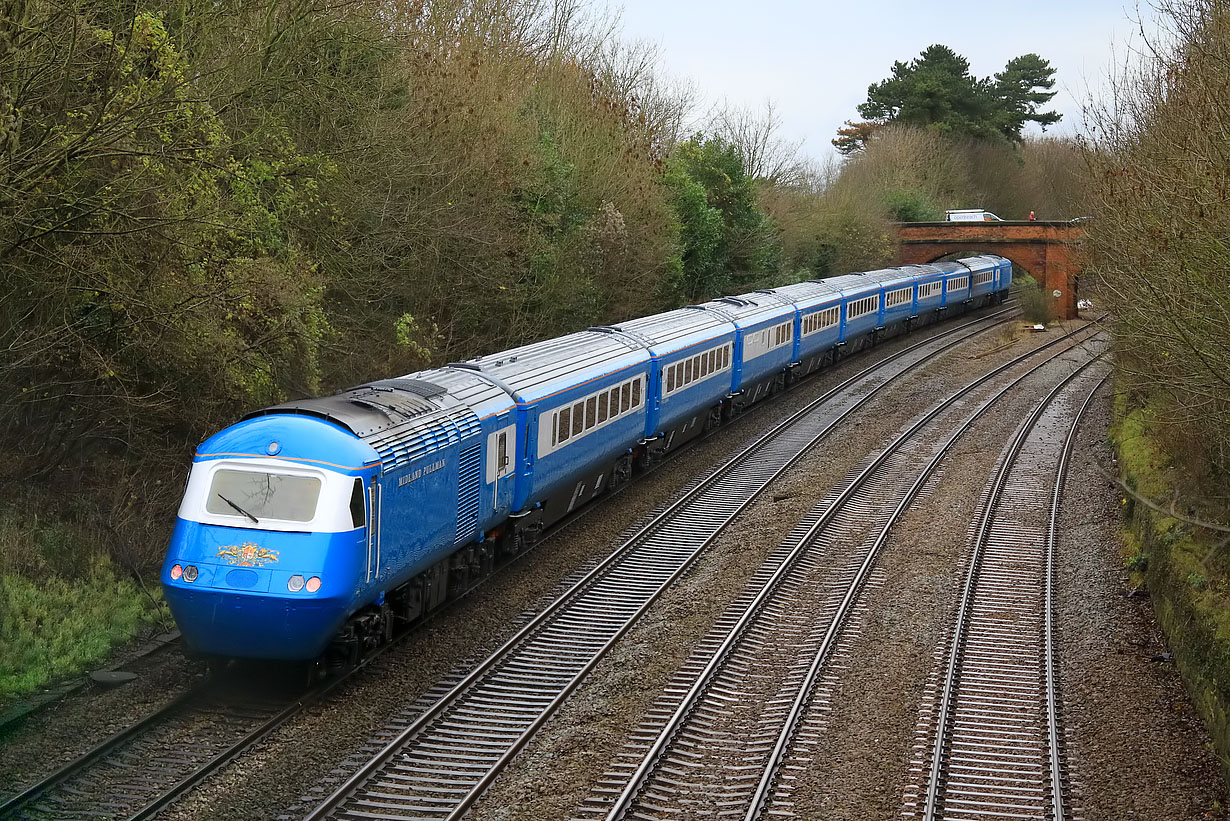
[
  {"left": 487, "top": 417, "right": 515, "bottom": 515},
  {"left": 366, "top": 476, "right": 381, "bottom": 582}
]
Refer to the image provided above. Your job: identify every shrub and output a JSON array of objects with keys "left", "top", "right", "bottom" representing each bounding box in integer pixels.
[{"left": 1082, "top": 0, "right": 1230, "bottom": 518}]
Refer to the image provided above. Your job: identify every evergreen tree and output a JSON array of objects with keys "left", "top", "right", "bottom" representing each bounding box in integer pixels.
[
  {"left": 993, "top": 53, "right": 1061, "bottom": 138},
  {"left": 838, "top": 45, "right": 1060, "bottom": 151}
]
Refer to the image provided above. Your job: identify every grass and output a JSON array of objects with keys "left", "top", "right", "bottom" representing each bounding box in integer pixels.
[
  {"left": 1011, "top": 271, "right": 1054, "bottom": 326},
  {"left": 1111, "top": 390, "right": 1230, "bottom": 781},
  {"left": 0, "top": 506, "right": 168, "bottom": 705}
]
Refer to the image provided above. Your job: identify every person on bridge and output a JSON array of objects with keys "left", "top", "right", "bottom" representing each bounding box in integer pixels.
[{"left": 1028, "top": 210, "right": 1037, "bottom": 221}]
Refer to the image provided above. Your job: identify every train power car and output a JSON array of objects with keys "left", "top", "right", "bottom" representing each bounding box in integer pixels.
[{"left": 162, "top": 256, "right": 1012, "bottom": 662}]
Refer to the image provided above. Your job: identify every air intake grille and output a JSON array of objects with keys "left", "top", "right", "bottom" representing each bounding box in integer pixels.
[{"left": 455, "top": 441, "right": 481, "bottom": 544}]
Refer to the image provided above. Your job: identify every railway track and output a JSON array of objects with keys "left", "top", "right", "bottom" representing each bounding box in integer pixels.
[
  {"left": 0, "top": 631, "right": 183, "bottom": 735},
  {"left": 0, "top": 670, "right": 314, "bottom": 821},
  {"left": 0, "top": 308, "right": 1014, "bottom": 821},
  {"left": 295, "top": 312, "right": 1092, "bottom": 821},
  {"left": 574, "top": 328, "right": 1105, "bottom": 820},
  {"left": 900, "top": 363, "right": 1108, "bottom": 821}
]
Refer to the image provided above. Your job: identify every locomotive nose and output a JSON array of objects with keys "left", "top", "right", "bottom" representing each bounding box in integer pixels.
[
  {"left": 163, "top": 583, "right": 348, "bottom": 660},
  {"left": 162, "top": 518, "right": 363, "bottom": 660}
]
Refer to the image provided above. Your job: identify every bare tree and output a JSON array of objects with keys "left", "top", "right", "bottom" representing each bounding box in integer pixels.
[
  {"left": 708, "top": 98, "right": 806, "bottom": 186},
  {"left": 1082, "top": 0, "right": 1230, "bottom": 514}
]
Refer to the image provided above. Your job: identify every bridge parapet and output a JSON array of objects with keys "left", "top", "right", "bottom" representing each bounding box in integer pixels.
[{"left": 895, "top": 221, "right": 1086, "bottom": 319}]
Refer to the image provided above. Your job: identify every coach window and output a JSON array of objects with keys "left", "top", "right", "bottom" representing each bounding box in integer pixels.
[
  {"left": 350, "top": 478, "right": 366, "bottom": 529},
  {"left": 558, "top": 407, "right": 571, "bottom": 442},
  {"left": 684, "top": 358, "right": 692, "bottom": 383},
  {"left": 586, "top": 397, "right": 597, "bottom": 429},
  {"left": 572, "top": 402, "right": 584, "bottom": 436},
  {"left": 598, "top": 393, "right": 609, "bottom": 423},
  {"left": 666, "top": 368, "right": 675, "bottom": 393},
  {"left": 621, "top": 383, "right": 631, "bottom": 412},
  {"left": 610, "top": 387, "right": 621, "bottom": 416},
  {"left": 632, "top": 379, "right": 641, "bottom": 408}
]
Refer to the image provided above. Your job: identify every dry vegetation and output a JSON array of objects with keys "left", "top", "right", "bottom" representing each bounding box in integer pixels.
[
  {"left": 1083, "top": 0, "right": 1230, "bottom": 516},
  {"left": 1080, "top": 0, "right": 1230, "bottom": 775}
]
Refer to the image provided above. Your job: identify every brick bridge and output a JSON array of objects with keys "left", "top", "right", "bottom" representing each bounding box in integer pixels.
[{"left": 895, "top": 220, "right": 1086, "bottom": 320}]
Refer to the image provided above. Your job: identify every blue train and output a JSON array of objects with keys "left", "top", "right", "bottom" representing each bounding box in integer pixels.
[{"left": 162, "top": 255, "right": 1012, "bottom": 661}]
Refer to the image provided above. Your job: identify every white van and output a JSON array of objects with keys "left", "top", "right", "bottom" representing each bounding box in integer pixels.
[{"left": 945, "top": 209, "right": 1003, "bottom": 222}]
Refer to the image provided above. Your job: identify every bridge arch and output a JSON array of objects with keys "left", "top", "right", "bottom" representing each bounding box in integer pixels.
[{"left": 895, "top": 221, "right": 1086, "bottom": 319}]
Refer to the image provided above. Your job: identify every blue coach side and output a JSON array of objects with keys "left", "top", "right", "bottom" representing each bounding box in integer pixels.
[
  {"left": 460, "top": 331, "right": 651, "bottom": 530},
  {"left": 612, "top": 308, "right": 737, "bottom": 455},
  {"left": 692, "top": 293, "right": 798, "bottom": 410},
  {"left": 861, "top": 268, "right": 918, "bottom": 339},
  {"left": 934, "top": 262, "right": 972, "bottom": 308},
  {"left": 966, "top": 255, "right": 1000, "bottom": 300},
  {"left": 905, "top": 264, "right": 948, "bottom": 327},
  {"left": 827, "top": 274, "right": 881, "bottom": 352},
  {"left": 987, "top": 255, "right": 1013, "bottom": 293},
  {"left": 759, "top": 280, "right": 844, "bottom": 378}
]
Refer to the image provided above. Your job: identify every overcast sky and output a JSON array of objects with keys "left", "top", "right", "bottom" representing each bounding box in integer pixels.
[{"left": 611, "top": 0, "right": 1159, "bottom": 161}]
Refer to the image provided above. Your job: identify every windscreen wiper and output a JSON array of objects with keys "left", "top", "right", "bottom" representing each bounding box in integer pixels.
[{"left": 217, "top": 494, "right": 259, "bottom": 524}]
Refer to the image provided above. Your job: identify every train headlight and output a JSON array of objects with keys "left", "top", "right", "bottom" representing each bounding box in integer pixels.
[
  {"left": 306, "top": 576, "right": 321, "bottom": 593},
  {"left": 170, "top": 564, "right": 183, "bottom": 581},
  {"left": 287, "top": 574, "right": 305, "bottom": 592},
  {"left": 183, "top": 565, "right": 199, "bottom": 582}
]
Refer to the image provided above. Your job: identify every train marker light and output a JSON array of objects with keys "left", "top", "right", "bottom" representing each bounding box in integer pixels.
[
  {"left": 306, "top": 576, "right": 322, "bottom": 593},
  {"left": 170, "top": 564, "right": 183, "bottom": 581},
  {"left": 288, "top": 574, "right": 305, "bottom": 592},
  {"left": 183, "top": 565, "right": 199, "bottom": 582}
]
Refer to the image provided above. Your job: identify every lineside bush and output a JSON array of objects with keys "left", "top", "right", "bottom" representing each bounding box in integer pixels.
[
  {"left": 1083, "top": 0, "right": 1230, "bottom": 523},
  {"left": 1083, "top": 0, "right": 1230, "bottom": 777}
]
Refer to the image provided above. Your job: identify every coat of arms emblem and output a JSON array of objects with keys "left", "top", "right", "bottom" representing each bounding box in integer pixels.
[{"left": 217, "top": 542, "right": 279, "bottom": 567}]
